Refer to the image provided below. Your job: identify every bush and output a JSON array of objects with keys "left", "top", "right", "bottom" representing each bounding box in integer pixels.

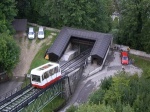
[
  {"left": 76, "top": 103, "right": 115, "bottom": 112},
  {"left": 0, "top": 33, "right": 20, "bottom": 71}
]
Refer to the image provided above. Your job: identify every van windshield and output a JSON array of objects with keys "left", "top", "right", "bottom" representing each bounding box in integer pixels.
[
  {"left": 32, "top": 74, "right": 41, "bottom": 82},
  {"left": 29, "top": 32, "right": 34, "bottom": 35}
]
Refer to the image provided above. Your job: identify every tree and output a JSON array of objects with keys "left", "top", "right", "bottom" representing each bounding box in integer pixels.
[
  {"left": 117, "top": 0, "right": 150, "bottom": 52},
  {"left": 0, "top": 33, "right": 20, "bottom": 71},
  {"left": 66, "top": 105, "right": 77, "bottom": 112},
  {"left": 0, "top": 0, "right": 18, "bottom": 33},
  {"left": 17, "top": 0, "right": 113, "bottom": 32}
]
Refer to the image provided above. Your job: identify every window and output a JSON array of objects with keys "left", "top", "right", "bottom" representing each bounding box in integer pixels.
[
  {"left": 122, "top": 56, "right": 128, "bottom": 60},
  {"left": 42, "top": 75, "right": 44, "bottom": 80},
  {"left": 49, "top": 67, "right": 58, "bottom": 76},
  {"left": 58, "top": 68, "right": 60, "bottom": 72},
  {"left": 55, "top": 67, "right": 58, "bottom": 73},
  {"left": 49, "top": 69, "right": 53, "bottom": 76},
  {"left": 43, "top": 72, "right": 49, "bottom": 79},
  {"left": 32, "top": 75, "right": 41, "bottom": 82},
  {"left": 52, "top": 68, "right": 55, "bottom": 74}
]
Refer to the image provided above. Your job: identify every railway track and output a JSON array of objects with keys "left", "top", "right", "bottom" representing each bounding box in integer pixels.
[
  {"left": 0, "top": 87, "right": 40, "bottom": 112},
  {"left": 0, "top": 50, "right": 90, "bottom": 112},
  {"left": 61, "top": 49, "right": 91, "bottom": 71},
  {"left": 62, "top": 53, "right": 89, "bottom": 73}
]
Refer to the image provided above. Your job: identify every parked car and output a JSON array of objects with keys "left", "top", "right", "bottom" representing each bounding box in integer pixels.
[
  {"left": 121, "top": 51, "right": 129, "bottom": 65},
  {"left": 38, "top": 27, "right": 44, "bottom": 39},
  {"left": 28, "top": 27, "right": 35, "bottom": 39}
]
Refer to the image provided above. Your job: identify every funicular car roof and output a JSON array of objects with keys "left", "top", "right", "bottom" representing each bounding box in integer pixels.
[{"left": 31, "top": 62, "right": 59, "bottom": 76}]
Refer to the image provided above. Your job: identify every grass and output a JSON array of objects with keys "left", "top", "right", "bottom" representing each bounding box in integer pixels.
[
  {"left": 22, "top": 94, "right": 65, "bottom": 112},
  {"left": 27, "top": 25, "right": 39, "bottom": 32},
  {"left": 20, "top": 31, "right": 58, "bottom": 88},
  {"left": 45, "top": 30, "right": 52, "bottom": 38},
  {"left": 27, "top": 31, "right": 65, "bottom": 112},
  {"left": 29, "top": 32, "right": 58, "bottom": 71},
  {"left": 41, "top": 96, "right": 65, "bottom": 112},
  {"left": 130, "top": 54, "right": 150, "bottom": 78},
  {"left": 35, "top": 29, "right": 52, "bottom": 43},
  {"left": 130, "top": 54, "right": 150, "bottom": 69}
]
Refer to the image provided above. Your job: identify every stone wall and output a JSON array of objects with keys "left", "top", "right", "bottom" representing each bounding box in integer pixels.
[{"left": 63, "top": 67, "right": 84, "bottom": 100}]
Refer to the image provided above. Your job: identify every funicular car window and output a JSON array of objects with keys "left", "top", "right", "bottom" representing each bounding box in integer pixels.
[
  {"left": 55, "top": 67, "right": 58, "bottom": 73},
  {"left": 42, "top": 75, "right": 44, "bottom": 80},
  {"left": 44, "top": 72, "right": 49, "bottom": 79},
  {"left": 52, "top": 68, "right": 55, "bottom": 74},
  {"left": 49, "top": 69, "right": 53, "bottom": 76},
  {"left": 32, "top": 74, "right": 40, "bottom": 82},
  {"left": 58, "top": 67, "right": 60, "bottom": 72}
]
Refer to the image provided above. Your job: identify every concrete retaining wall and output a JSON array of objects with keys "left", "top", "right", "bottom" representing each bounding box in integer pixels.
[
  {"left": 89, "top": 45, "right": 110, "bottom": 75},
  {"left": 63, "top": 67, "right": 84, "bottom": 100}
]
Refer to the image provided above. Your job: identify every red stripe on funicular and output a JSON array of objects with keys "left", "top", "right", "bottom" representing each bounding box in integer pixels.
[{"left": 32, "top": 76, "right": 61, "bottom": 89}]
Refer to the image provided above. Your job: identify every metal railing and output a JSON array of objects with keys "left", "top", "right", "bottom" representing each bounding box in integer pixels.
[{"left": 21, "top": 80, "right": 63, "bottom": 112}]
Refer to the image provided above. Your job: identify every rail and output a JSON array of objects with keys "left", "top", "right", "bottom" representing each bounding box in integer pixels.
[
  {"left": 60, "top": 49, "right": 91, "bottom": 69},
  {"left": 0, "top": 84, "right": 31, "bottom": 105}
]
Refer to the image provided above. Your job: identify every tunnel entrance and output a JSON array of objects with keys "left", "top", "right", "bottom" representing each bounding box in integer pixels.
[
  {"left": 70, "top": 36, "right": 95, "bottom": 53},
  {"left": 60, "top": 37, "right": 95, "bottom": 63}
]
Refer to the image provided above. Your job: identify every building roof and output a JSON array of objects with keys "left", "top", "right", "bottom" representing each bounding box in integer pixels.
[
  {"left": 12, "top": 19, "right": 27, "bottom": 32},
  {"left": 48, "top": 27, "right": 112, "bottom": 60}
]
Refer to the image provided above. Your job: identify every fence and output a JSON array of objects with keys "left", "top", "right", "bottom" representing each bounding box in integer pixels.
[
  {"left": 20, "top": 80, "right": 63, "bottom": 112},
  {"left": 114, "top": 44, "right": 150, "bottom": 58}
]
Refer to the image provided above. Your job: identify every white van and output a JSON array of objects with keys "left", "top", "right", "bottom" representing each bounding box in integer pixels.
[
  {"left": 38, "top": 27, "right": 44, "bottom": 39},
  {"left": 28, "top": 27, "right": 35, "bottom": 39}
]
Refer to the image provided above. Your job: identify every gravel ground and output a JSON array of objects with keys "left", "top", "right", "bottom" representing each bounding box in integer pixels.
[
  {"left": 13, "top": 35, "right": 53, "bottom": 77},
  {"left": 0, "top": 34, "right": 53, "bottom": 96}
]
